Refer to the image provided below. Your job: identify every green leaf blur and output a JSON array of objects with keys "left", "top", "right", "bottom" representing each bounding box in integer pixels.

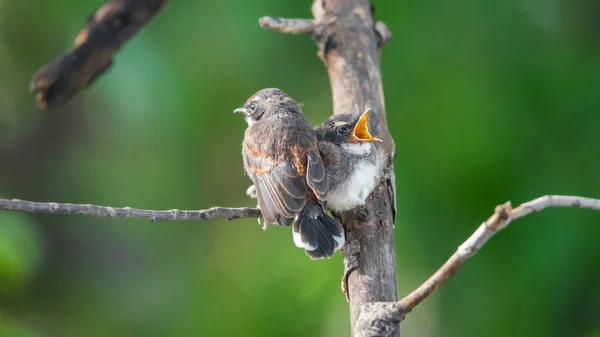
[{"left": 0, "top": 0, "right": 599, "bottom": 336}]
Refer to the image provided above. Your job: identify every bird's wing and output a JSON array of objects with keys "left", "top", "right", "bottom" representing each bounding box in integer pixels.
[
  {"left": 243, "top": 149, "right": 307, "bottom": 225},
  {"left": 305, "top": 150, "right": 328, "bottom": 203}
]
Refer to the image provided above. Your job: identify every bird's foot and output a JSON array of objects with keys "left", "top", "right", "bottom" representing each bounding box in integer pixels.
[
  {"left": 246, "top": 185, "right": 265, "bottom": 228},
  {"left": 254, "top": 202, "right": 265, "bottom": 228},
  {"left": 246, "top": 185, "right": 257, "bottom": 199}
]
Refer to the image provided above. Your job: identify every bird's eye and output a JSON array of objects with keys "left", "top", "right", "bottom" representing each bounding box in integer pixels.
[
  {"left": 248, "top": 103, "right": 257, "bottom": 112},
  {"left": 336, "top": 126, "right": 349, "bottom": 135}
]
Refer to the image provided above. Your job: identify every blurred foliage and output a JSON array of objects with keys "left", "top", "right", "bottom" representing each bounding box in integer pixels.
[
  {"left": 0, "top": 0, "right": 599, "bottom": 336},
  {"left": 0, "top": 210, "right": 42, "bottom": 297},
  {"left": 0, "top": 314, "right": 44, "bottom": 337}
]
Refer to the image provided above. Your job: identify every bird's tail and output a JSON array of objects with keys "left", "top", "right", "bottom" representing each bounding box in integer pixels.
[{"left": 293, "top": 202, "right": 345, "bottom": 259}]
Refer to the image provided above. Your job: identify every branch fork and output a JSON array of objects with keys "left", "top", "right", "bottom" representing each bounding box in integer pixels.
[
  {"left": 260, "top": 1, "right": 398, "bottom": 335},
  {"left": 353, "top": 195, "right": 600, "bottom": 337},
  {"left": 258, "top": 3, "right": 391, "bottom": 65}
]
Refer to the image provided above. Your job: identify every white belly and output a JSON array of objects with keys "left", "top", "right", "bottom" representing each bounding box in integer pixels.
[{"left": 327, "top": 161, "right": 380, "bottom": 211}]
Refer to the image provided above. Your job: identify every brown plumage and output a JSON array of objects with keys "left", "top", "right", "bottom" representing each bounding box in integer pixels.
[{"left": 235, "top": 88, "right": 344, "bottom": 259}]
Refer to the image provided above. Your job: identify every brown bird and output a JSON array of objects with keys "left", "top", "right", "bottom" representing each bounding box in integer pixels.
[
  {"left": 235, "top": 88, "right": 344, "bottom": 259},
  {"left": 315, "top": 109, "right": 385, "bottom": 212}
]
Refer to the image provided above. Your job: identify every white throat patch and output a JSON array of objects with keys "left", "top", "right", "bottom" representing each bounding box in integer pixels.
[
  {"left": 327, "top": 147, "right": 383, "bottom": 212},
  {"left": 341, "top": 142, "right": 372, "bottom": 156},
  {"left": 245, "top": 117, "right": 256, "bottom": 126}
]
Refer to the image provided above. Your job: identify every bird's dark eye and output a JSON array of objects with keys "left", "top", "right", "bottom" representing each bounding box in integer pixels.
[
  {"left": 336, "top": 126, "right": 349, "bottom": 135},
  {"left": 248, "top": 103, "right": 257, "bottom": 112}
]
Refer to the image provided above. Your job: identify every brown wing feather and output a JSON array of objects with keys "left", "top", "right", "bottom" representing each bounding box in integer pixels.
[
  {"left": 243, "top": 150, "right": 306, "bottom": 226},
  {"left": 305, "top": 150, "right": 328, "bottom": 202}
]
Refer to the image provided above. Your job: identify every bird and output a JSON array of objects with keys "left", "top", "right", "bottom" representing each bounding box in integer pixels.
[
  {"left": 314, "top": 109, "right": 385, "bottom": 212},
  {"left": 234, "top": 88, "right": 345, "bottom": 259}
]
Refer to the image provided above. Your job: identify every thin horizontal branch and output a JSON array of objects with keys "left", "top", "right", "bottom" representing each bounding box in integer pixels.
[
  {"left": 258, "top": 16, "right": 317, "bottom": 34},
  {"left": 30, "top": 0, "right": 170, "bottom": 110},
  {"left": 354, "top": 194, "right": 600, "bottom": 337},
  {"left": 0, "top": 198, "right": 261, "bottom": 221}
]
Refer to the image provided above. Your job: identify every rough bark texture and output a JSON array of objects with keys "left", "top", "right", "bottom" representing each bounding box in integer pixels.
[
  {"left": 351, "top": 195, "right": 600, "bottom": 336},
  {"left": 354, "top": 302, "right": 404, "bottom": 337},
  {"left": 311, "top": 0, "right": 399, "bottom": 335},
  {"left": 30, "top": 0, "right": 170, "bottom": 110},
  {"left": 259, "top": 3, "right": 397, "bottom": 333}
]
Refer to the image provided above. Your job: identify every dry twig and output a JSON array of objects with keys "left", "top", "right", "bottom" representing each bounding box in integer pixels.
[
  {"left": 259, "top": 17, "right": 318, "bottom": 34},
  {"left": 0, "top": 198, "right": 261, "bottom": 221},
  {"left": 354, "top": 195, "right": 600, "bottom": 337}
]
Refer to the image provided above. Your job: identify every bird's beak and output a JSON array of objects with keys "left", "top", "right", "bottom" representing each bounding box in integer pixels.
[
  {"left": 234, "top": 107, "right": 249, "bottom": 115},
  {"left": 350, "top": 108, "right": 382, "bottom": 143}
]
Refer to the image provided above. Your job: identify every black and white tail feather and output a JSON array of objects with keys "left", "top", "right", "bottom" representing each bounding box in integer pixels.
[{"left": 293, "top": 203, "right": 345, "bottom": 259}]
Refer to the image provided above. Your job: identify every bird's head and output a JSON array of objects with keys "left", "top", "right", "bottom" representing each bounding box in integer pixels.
[
  {"left": 234, "top": 88, "right": 301, "bottom": 125},
  {"left": 316, "top": 109, "right": 382, "bottom": 146}
]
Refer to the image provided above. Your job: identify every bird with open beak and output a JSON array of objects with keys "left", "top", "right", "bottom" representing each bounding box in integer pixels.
[
  {"left": 314, "top": 109, "right": 385, "bottom": 212},
  {"left": 235, "top": 88, "right": 345, "bottom": 259}
]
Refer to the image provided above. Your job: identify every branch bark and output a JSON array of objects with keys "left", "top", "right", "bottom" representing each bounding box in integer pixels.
[
  {"left": 353, "top": 195, "right": 600, "bottom": 337},
  {"left": 260, "top": 1, "right": 397, "bottom": 336},
  {"left": 0, "top": 199, "right": 261, "bottom": 221},
  {"left": 30, "top": 0, "right": 170, "bottom": 110}
]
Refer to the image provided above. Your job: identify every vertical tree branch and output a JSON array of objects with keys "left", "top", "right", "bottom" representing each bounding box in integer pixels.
[
  {"left": 312, "top": 1, "right": 397, "bottom": 335},
  {"left": 260, "top": 1, "right": 397, "bottom": 335}
]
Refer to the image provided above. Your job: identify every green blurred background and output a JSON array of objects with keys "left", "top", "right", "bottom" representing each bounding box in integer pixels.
[{"left": 1, "top": 0, "right": 599, "bottom": 336}]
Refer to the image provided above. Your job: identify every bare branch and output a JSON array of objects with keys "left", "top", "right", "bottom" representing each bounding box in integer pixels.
[
  {"left": 258, "top": 17, "right": 317, "bottom": 35},
  {"left": 30, "top": 0, "right": 170, "bottom": 110},
  {"left": 374, "top": 21, "right": 392, "bottom": 48},
  {"left": 369, "top": 5, "right": 391, "bottom": 49},
  {"left": 510, "top": 195, "right": 600, "bottom": 221},
  {"left": 396, "top": 195, "right": 600, "bottom": 312},
  {"left": 354, "top": 302, "right": 403, "bottom": 337},
  {"left": 394, "top": 202, "right": 512, "bottom": 313},
  {"left": 260, "top": 2, "right": 397, "bottom": 336},
  {"left": 341, "top": 239, "right": 361, "bottom": 302},
  {"left": 0, "top": 198, "right": 261, "bottom": 221},
  {"left": 353, "top": 195, "right": 600, "bottom": 337}
]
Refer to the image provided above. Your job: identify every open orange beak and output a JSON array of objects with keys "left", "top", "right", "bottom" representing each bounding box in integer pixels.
[{"left": 350, "top": 109, "right": 382, "bottom": 143}]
